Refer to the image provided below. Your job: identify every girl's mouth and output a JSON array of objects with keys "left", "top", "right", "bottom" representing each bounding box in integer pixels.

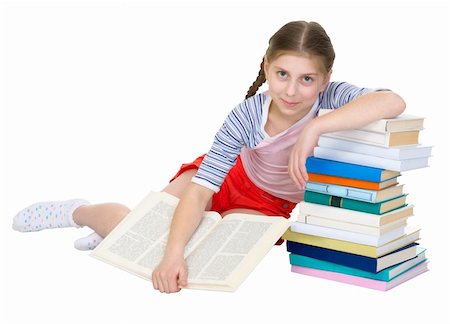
[{"left": 281, "top": 98, "right": 300, "bottom": 107}]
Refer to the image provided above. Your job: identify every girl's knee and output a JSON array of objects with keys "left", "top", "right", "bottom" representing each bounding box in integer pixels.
[
  {"left": 104, "top": 203, "right": 131, "bottom": 220},
  {"left": 101, "top": 203, "right": 130, "bottom": 234},
  {"left": 112, "top": 203, "right": 131, "bottom": 217}
]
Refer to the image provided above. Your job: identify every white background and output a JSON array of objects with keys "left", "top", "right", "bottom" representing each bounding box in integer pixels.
[{"left": 1, "top": 1, "right": 449, "bottom": 323}]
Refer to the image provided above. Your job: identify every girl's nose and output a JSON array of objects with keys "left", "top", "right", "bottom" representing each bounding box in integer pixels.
[{"left": 286, "top": 81, "right": 297, "bottom": 96}]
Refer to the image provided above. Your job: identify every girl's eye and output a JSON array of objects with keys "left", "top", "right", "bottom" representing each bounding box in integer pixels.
[
  {"left": 303, "top": 76, "right": 314, "bottom": 83},
  {"left": 277, "top": 71, "right": 288, "bottom": 79}
]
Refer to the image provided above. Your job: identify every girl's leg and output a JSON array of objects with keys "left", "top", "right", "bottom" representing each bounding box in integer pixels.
[
  {"left": 72, "top": 203, "right": 131, "bottom": 238},
  {"left": 72, "top": 169, "right": 203, "bottom": 247},
  {"left": 12, "top": 199, "right": 131, "bottom": 250},
  {"left": 13, "top": 169, "right": 202, "bottom": 244},
  {"left": 72, "top": 169, "right": 205, "bottom": 246},
  {"left": 74, "top": 168, "right": 201, "bottom": 234}
]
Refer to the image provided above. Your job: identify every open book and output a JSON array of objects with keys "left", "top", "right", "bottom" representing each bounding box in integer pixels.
[{"left": 90, "top": 191, "right": 290, "bottom": 292}]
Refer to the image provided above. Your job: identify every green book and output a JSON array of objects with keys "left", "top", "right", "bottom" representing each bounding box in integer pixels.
[
  {"left": 289, "top": 247, "right": 426, "bottom": 281},
  {"left": 304, "top": 191, "right": 407, "bottom": 214}
]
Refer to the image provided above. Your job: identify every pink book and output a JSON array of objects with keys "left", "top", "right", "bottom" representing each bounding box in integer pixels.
[{"left": 291, "top": 262, "right": 428, "bottom": 291}]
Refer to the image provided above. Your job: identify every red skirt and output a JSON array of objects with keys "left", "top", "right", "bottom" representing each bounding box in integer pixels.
[{"left": 171, "top": 155, "right": 296, "bottom": 219}]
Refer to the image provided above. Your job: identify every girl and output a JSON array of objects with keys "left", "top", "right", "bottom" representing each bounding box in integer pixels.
[{"left": 13, "top": 21, "right": 406, "bottom": 293}]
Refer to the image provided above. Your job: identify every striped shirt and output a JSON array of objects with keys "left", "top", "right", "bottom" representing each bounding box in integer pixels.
[{"left": 192, "top": 81, "right": 374, "bottom": 202}]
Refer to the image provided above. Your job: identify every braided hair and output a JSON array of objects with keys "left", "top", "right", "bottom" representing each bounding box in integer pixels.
[{"left": 245, "top": 21, "right": 335, "bottom": 99}]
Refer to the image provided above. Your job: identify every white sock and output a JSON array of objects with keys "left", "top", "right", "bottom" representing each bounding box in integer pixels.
[
  {"left": 13, "top": 199, "right": 89, "bottom": 232},
  {"left": 74, "top": 232, "right": 103, "bottom": 251}
]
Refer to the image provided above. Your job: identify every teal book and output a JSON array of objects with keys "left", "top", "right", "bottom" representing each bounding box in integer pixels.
[
  {"left": 305, "top": 181, "right": 404, "bottom": 203},
  {"left": 306, "top": 157, "right": 400, "bottom": 182},
  {"left": 304, "top": 191, "right": 407, "bottom": 214},
  {"left": 289, "top": 247, "right": 427, "bottom": 281}
]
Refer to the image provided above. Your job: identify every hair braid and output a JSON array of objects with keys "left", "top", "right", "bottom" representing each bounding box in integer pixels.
[{"left": 245, "top": 58, "right": 266, "bottom": 99}]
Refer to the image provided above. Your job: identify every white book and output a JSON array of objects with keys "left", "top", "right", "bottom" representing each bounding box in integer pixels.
[
  {"left": 298, "top": 213, "right": 409, "bottom": 236},
  {"left": 298, "top": 202, "right": 414, "bottom": 227},
  {"left": 376, "top": 228, "right": 421, "bottom": 257},
  {"left": 320, "top": 129, "right": 420, "bottom": 147},
  {"left": 91, "top": 191, "right": 290, "bottom": 292},
  {"left": 318, "top": 109, "right": 425, "bottom": 133},
  {"left": 388, "top": 247, "right": 426, "bottom": 279},
  {"left": 290, "top": 222, "right": 406, "bottom": 247},
  {"left": 318, "top": 136, "right": 432, "bottom": 160},
  {"left": 313, "top": 146, "right": 429, "bottom": 171}
]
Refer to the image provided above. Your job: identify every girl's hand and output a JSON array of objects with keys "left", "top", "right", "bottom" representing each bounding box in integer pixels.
[
  {"left": 152, "top": 255, "right": 188, "bottom": 293},
  {"left": 288, "top": 120, "right": 320, "bottom": 189}
]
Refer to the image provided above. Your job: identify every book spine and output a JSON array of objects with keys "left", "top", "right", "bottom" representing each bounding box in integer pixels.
[
  {"left": 287, "top": 241, "right": 377, "bottom": 272},
  {"left": 290, "top": 222, "right": 406, "bottom": 247},
  {"left": 313, "top": 146, "right": 402, "bottom": 171},
  {"left": 318, "top": 136, "right": 401, "bottom": 159},
  {"left": 299, "top": 201, "right": 382, "bottom": 226},
  {"left": 299, "top": 213, "right": 407, "bottom": 236},
  {"left": 290, "top": 265, "right": 389, "bottom": 290},
  {"left": 289, "top": 253, "right": 390, "bottom": 281},
  {"left": 304, "top": 191, "right": 383, "bottom": 214},
  {"left": 306, "top": 157, "right": 384, "bottom": 181},
  {"left": 282, "top": 229, "right": 378, "bottom": 257},
  {"left": 305, "top": 181, "right": 378, "bottom": 203},
  {"left": 291, "top": 262, "right": 428, "bottom": 291},
  {"left": 322, "top": 129, "right": 389, "bottom": 146},
  {"left": 307, "top": 173, "right": 389, "bottom": 190}
]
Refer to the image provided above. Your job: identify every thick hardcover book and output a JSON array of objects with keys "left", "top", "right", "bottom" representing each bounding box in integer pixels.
[
  {"left": 286, "top": 241, "right": 418, "bottom": 273},
  {"left": 318, "top": 136, "right": 432, "bottom": 160},
  {"left": 298, "top": 202, "right": 414, "bottom": 227},
  {"left": 306, "top": 157, "right": 400, "bottom": 182},
  {"left": 91, "top": 191, "right": 290, "bottom": 292},
  {"left": 313, "top": 146, "right": 430, "bottom": 172},
  {"left": 289, "top": 247, "right": 426, "bottom": 281},
  {"left": 298, "top": 213, "right": 408, "bottom": 236},
  {"left": 319, "top": 129, "right": 420, "bottom": 147},
  {"left": 290, "top": 222, "right": 406, "bottom": 247},
  {"left": 282, "top": 227, "right": 420, "bottom": 258},
  {"left": 318, "top": 109, "right": 425, "bottom": 133},
  {"left": 308, "top": 173, "right": 399, "bottom": 190},
  {"left": 304, "top": 191, "right": 407, "bottom": 214},
  {"left": 291, "top": 261, "right": 428, "bottom": 291},
  {"left": 305, "top": 181, "right": 404, "bottom": 203}
]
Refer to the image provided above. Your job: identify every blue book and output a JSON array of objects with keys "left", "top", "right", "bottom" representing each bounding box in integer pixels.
[
  {"left": 306, "top": 157, "right": 400, "bottom": 182},
  {"left": 305, "top": 181, "right": 405, "bottom": 203},
  {"left": 286, "top": 241, "right": 418, "bottom": 273},
  {"left": 289, "top": 247, "right": 427, "bottom": 281}
]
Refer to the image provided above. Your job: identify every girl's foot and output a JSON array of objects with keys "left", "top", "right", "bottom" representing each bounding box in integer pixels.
[
  {"left": 13, "top": 199, "right": 89, "bottom": 232},
  {"left": 74, "top": 231, "right": 103, "bottom": 251}
]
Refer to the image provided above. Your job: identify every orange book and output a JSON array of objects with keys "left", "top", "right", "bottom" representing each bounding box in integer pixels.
[{"left": 307, "top": 173, "right": 398, "bottom": 190}]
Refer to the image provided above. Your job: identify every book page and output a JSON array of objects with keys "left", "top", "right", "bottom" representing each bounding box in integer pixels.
[
  {"left": 90, "top": 191, "right": 221, "bottom": 279},
  {"left": 186, "top": 214, "right": 289, "bottom": 290}
]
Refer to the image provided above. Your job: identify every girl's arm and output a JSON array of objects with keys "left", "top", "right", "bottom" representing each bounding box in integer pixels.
[
  {"left": 289, "top": 90, "right": 406, "bottom": 189},
  {"left": 152, "top": 182, "right": 214, "bottom": 293}
]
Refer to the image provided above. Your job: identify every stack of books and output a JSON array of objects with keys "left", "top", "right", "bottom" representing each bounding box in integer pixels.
[{"left": 283, "top": 111, "right": 432, "bottom": 291}]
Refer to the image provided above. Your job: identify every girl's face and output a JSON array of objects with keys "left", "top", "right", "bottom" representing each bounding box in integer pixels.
[{"left": 264, "top": 53, "right": 330, "bottom": 122}]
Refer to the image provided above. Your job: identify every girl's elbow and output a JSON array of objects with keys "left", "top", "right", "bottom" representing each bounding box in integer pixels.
[
  {"left": 381, "top": 91, "right": 406, "bottom": 117},
  {"left": 391, "top": 92, "right": 406, "bottom": 115}
]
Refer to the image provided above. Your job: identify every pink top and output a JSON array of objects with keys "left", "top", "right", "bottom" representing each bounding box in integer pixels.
[{"left": 240, "top": 96, "right": 319, "bottom": 202}]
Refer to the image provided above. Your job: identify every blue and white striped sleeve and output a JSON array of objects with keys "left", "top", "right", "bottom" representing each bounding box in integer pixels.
[
  {"left": 192, "top": 94, "right": 265, "bottom": 192},
  {"left": 318, "top": 81, "right": 376, "bottom": 110}
]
